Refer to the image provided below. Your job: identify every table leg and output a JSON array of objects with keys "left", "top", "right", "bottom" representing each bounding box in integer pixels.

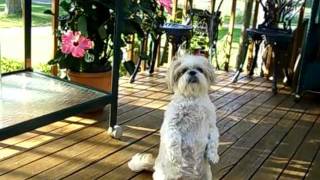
[
  {"left": 149, "top": 35, "right": 161, "bottom": 74},
  {"left": 249, "top": 40, "right": 262, "bottom": 76},
  {"left": 272, "top": 43, "right": 278, "bottom": 94}
]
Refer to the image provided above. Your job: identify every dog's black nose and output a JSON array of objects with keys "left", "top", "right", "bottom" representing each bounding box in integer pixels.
[{"left": 189, "top": 70, "right": 197, "bottom": 76}]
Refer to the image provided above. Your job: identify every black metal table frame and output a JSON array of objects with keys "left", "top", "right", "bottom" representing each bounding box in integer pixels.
[
  {"left": 0, "top": 0, "right": 123, "bottom": 139},
  {"left": 232, "top": 28, "right": 293, "bottom": 94}
]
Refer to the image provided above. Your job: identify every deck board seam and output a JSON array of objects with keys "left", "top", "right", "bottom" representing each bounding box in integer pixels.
[
  {"left": 219, "top": 97, "right": 297, "bottom": 179},
  {"left": 246, "top": 112, "right": 305, "bottom": 179},
  {"left": 277, "top": 115, "right": 320, "bottom": 179}
]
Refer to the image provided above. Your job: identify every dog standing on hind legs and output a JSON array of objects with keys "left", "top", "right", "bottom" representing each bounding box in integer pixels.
[{"left": 128, "top": 54, "right": 220, "bottom": 180}]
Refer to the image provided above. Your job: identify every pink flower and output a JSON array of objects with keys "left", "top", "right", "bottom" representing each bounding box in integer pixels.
[
  {"left": 158, "top": 0, "right": 172, "bottom": 14},
  {"left": 61, "top": 30, "right": 93, "bottom": 58}
]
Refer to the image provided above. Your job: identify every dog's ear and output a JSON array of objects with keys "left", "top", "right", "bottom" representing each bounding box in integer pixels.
[{"left": 167, "top": 59, "right": 182, "bottom": 92}]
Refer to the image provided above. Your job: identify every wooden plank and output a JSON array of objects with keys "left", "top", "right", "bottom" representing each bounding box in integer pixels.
[
  {"left": 278, "top": 116, "right": 320, "bottom": 180},
  {"left": 212, "top": 77, "right": 259, "bottom": 107},
  {"left": 305, "top": 138, "right": 320, "bottom": 180},
  {"left": 252, "top": 114, "right": 317, "bottom": 179},
  {"left": 215, "top": 78, "right": 266, "bottom": 120},
  {"left": 0, "top": 117, "right": 93, "bottom": 161},
  {"left": 213, "top": 97, "right": 295, "bottom": 179},
  {"left": 0, "top": 119, "right": 104, "bottom": 176},
  {"left": 131, "top": 172, "right": 153, "bottom": 180},
  {"left": 63, "top": 133, "right": 160, "bottom": 179},
  {"left": 223, "top": 0, "right": 237, "bottom": 71},
  {"left": 218, "top": 93, "right": 288, "bottom": 158},
  {"left": 223, "top": 111, "right": 302, "bottom": 179},
  {"left": 117, "top": 98, "right": 154, "bottom": 115},
  {"left": 217, "top": 85, "right": 272, "bottom": 134},
  {"left": 0, "top": 120, "right": 72, "bottom": 150},
  {"left": 0, "top": 126, "right": 155, "bottom": 179},
  {"left": 26, "top": 109, "right": 166, "bottom": 179},
  {"left": 118, "top": 100, "right": 167, "bottom": 125},
  {"left": 50, "top": 0, "right": 59, "bottom": 76}
]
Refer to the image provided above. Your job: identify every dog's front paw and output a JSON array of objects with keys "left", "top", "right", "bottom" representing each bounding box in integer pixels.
[{"left": 207, "top": 151, "right": 219, "bottom": 164}]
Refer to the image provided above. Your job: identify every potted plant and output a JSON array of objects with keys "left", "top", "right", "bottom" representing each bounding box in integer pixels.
[{"left": 47, "top": 0, "right": 143, "bottom": 92}]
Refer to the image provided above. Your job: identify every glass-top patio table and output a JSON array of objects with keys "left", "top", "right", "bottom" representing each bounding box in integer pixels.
[{"left": 0, "top": 71, "right": 112, "bottom": 140}]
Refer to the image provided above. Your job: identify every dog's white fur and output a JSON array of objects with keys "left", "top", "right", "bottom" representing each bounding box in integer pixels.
[{"left": 128, "top": 55, "right": 219, "bottom": 180}]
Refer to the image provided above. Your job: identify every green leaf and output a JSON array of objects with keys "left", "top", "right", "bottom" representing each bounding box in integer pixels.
[
  {"left": 43, "top": 9, "right": 54, "bottom": 15},
  {"left": 48, "top": 58, "right": 58, "bottom": 65},
  {"left": 59, "top": 1, "right": 71, "bottom": 12},
  {"left": 98, "top": 25, "right": 107, "bottom": 39},
  {"left": 78, "top": 16, "right": 88, "bottom": 36}
]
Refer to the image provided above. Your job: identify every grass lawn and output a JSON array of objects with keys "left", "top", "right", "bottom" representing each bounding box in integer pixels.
[{"left": 0, "top": 0, "right": 51, "bottom": 28}]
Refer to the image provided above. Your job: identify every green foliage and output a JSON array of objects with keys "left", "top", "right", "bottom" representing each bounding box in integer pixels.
[
  {"left": 190, "top": 34, "right": 209, "bottom": 51},
  {"left": 0, "top": 58, "right": 51, "bottom": 74},
  {"left": 35, "top": 63, "right": 51, "bottom": 74},
  {"left": 135, "top": 0, "right": 166, "bottom": 40},
  {"left": 48, "top": 0, "right": 144, "bottom": 73},
  {"left": 0, "top": 58, "right": 24, "bottom": 73}
]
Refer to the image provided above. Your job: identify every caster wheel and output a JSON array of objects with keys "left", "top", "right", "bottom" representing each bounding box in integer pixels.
[
  {"left": 294, "top": 94, "right": 301, "bottom": 102},
  {"left": 108, "top": 125, "right": 123, "bottom": 139}
]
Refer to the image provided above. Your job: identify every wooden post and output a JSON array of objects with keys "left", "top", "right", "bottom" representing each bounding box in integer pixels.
[
  {"left": 168, "top": 0, "right": 178, "bottom": 66},
  {"left": 183, "top": 0, "right": 188, "bottom": 19},
  {"left": 246, "top": 0, "right": 259, "bottom": 71},
  {"left": 252, "top": 0, "right": 259, "bottom": 28},
  {"left": 235, "top": 0, "right": 254, "bottom": 69},
  {"left": 51, "top": 0, "right": 59, "bottom": 76},
  {"left": 171, "top": 0, "right": 178, "bottom": 21},
  {"left": 23, "top": 0, "right": 32, "bottom": 69},
  {"left": 289, "top": 1, "right": 306, "bottom": 78},
  {"left": 127, "top": 34, "right": 134, "bottom": 61},
  {"left": 224, "top": 0, "right": 237, "bottom": 71}
]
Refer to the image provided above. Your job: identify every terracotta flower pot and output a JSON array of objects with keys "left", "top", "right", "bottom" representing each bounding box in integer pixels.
[{"left": 67, "top": 70, "right": 112, "bottom": 92}]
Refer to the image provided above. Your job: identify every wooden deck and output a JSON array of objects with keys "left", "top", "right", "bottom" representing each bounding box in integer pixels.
[{"left": 1, "top": 69, "right": 320, "bottom": 180}]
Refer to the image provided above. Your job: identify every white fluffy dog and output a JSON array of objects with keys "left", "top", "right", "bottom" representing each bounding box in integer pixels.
[{"left": 128, "top": 54, "right": 219, "bottom": 180}]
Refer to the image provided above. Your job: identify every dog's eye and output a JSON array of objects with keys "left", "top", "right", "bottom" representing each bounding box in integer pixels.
[
  {"left": 196, "top": 67, "right": 203, "bottom": 73},
  {"left": 181, "top": 68, "right": 188, "bottom": 74}
]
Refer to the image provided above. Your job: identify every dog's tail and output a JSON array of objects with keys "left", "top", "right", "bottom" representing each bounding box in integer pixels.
[{"left": 128, "top": 153, "right": 155, "bottom": 172}]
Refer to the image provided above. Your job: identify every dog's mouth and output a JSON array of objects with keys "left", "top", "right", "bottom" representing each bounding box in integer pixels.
[{"left": 188, "top": 76, "right": 198, "bottom": 83}]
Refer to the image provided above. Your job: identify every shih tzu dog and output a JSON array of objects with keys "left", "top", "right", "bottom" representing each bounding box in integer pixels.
[{"left": 128, "top": 54, "right": 219, "bottom": 180}]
